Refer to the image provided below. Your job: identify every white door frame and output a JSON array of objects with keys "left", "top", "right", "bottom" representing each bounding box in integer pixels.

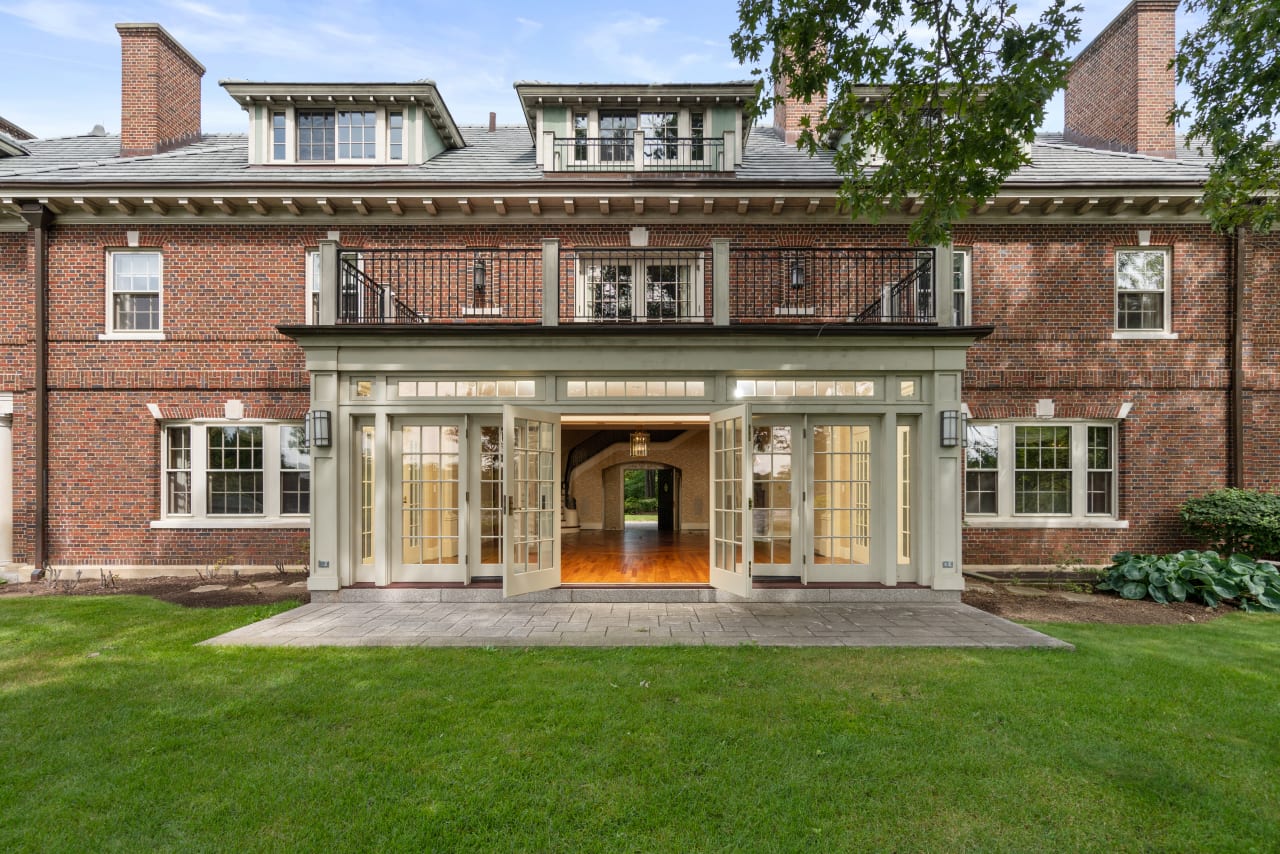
[
  {"left": 709, "top": 403, "right": 752, "bottom": 597},
  {"left": 503, "top": 405, "right": 561, "bottom": 597}
]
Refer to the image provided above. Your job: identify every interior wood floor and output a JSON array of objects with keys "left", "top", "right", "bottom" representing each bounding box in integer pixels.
[{"left": 561, "top": 525, "right": 710, "bottom": 584}]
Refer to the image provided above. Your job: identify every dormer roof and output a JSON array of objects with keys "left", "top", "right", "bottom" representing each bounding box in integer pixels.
[{"left": 220, "top": 81, "right": 466, "bottom": 149}]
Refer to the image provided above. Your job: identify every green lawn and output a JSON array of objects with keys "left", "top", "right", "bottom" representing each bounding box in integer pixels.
[{"left": 1, "top": 598, "right": 1277, "bottom": 852}]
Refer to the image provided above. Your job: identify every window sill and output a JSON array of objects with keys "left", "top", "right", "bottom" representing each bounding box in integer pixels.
[
  {"left": 1111, "top": 330, "right": 1177, "bottom": 341},
  {"left": 99, "top": 332, "right": 166, "bottom": 341},
  {"left": 965, "top": 517, "right": 1130, "bottom": 530},
  {"left": 150, "top": 517, "right": 311, "bottom": 530}
]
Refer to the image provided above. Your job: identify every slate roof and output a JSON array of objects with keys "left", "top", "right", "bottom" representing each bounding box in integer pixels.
[{"left": 0, "top": 125, "right": 1210, "bottom": 190}]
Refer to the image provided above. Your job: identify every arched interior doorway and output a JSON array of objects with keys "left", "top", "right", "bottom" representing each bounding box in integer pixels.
[
  {"left": 618, "top": 462, "right": 680, "bottom": 531},
  {"left": 560, "top": 426, "right": 709, "bottom": 583}
]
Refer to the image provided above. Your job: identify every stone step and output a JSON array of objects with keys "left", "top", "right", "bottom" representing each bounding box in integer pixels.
[{"left": 313, "top": 585, "right": 961, "bottom": 605}]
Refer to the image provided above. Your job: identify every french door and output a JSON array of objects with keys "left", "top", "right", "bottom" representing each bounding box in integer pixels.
[
  {"left": 502, "top": 406, "right": 561, "bottom": 597},
  {"left": 709, "top": 404, "right": 752, "bottom": 597},
  {"left": 391, "top": 419, "right": 466, "bottom": 583},
  {"left": 805, "top": 418, "right": 880, "bottom": 582}
]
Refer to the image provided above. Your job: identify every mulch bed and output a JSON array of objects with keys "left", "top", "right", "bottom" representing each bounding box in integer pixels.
[{"left": 0, "top": 572, "right": 1237, "bottom": 623}]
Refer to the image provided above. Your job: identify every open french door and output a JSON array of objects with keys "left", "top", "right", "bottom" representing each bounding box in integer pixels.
[
  {"left": 502, "top": 405, "right": 561, "bottom": 597},
  {"left": 709, "top": 404, "right": 752, "bottom": 597}
]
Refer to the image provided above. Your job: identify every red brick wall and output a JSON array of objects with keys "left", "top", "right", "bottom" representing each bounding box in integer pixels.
[
  {"left": 1064, "top": 0, "right": 1177, "bottom": 158},
  {"left": 117, "top": 24, "right": 203, "bottom": 157},
  {"left": 4, "top": 218, "right": 1277, "bottom": 569}
]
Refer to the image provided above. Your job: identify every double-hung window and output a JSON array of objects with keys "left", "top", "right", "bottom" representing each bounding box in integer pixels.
[
  {"left": 952, "top": 247, "right": 971, "bottom": 325},
  {"left": 296, "top": 110, "right": 377, "bottom": 161},
  {"left": 599, "top": 111, "right": 636, "bottom": 162},
  {"left": 105, "top": 250, "right": 163, "bottom": 339},
  {"left": 964, "top": 421, "right": 1122, "bottom": 526},
  {"left": 1115, "top": 248, "right": 1173, "bottom": 337},
  {"left": 158, "top": 422, "right": 309, "bottom": 527},
  {"left": 641, "top": 112, "right": 678, "bottom": 162}
]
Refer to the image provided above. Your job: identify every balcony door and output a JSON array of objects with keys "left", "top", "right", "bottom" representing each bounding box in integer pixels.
[
  {"left": 502, "top": 406, "right": 561, "bottom": 597},
  {"left": 575, "top": 254, "right": 703, "bottom": 322}
]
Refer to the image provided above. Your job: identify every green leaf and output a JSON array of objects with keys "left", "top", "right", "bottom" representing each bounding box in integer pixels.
[
  {"left": 1120, "top": 582, "right": 1148, "bottom": 601},
  {"left": 1168, "top": 579, "right": 1189, "bottom": 601},
  {"left": 1149, "top": 584, "right": 1169, "bottom": 605}
]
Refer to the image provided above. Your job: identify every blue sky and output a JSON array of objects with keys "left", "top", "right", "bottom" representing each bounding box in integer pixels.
[{"left": 0, "top": 1, "right": 1193, "bottom": 139}]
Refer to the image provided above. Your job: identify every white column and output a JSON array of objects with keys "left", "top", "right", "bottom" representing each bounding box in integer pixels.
[
  {"left": 307, "top": 370, "right": 340, "bottom": 592},
  {"left": 711, "top": 239, "right": 730, "bottom": 326},
  {"left": 879, "top": 411, "right": 898, "bottom": 586},
  {"left": 933, "top": 372, "right": 965, "bottom": 590}
]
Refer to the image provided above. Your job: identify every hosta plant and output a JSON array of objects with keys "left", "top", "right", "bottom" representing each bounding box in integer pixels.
[{"left": 1098, "top": 551, "right": 1280, "bottom": 613}]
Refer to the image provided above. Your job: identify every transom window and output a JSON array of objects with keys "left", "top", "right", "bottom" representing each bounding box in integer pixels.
[
  {"left": 106, "top": 250, "right": 162, "bottom": 337},
  {"left": 733, "top": 379, "right": 877, "bottom": 399},
  {"left": 564, "top": 379, "right": 707, "bottom": 399},
  {"left": 964, "top": 421, "right": 1118, "bottom": 523},
  {"left": 395, "top": 379, "right": 539, "bottom": 399},
  {"left": 160, "top": 423, "right": 309, "bottom": 524},
  {"left": 1115, "top": 248, "right": 1171, "bottom": 333}
]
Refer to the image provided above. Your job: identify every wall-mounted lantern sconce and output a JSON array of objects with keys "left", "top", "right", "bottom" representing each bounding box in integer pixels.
[
  {"left": 306, "top": 409, "right": 332, "bottom": 449},
  {"left": 630, "top": 430, "right": 650, "bottom": 457},
  {"left": 789, "top": 259, "right": 806, "bottom": 289},
  {"left": 940, "top": 409, "right": 961, "bottom": 448},
  {"left": 473, "top": 258, "right": 487, "bottom": 293}
]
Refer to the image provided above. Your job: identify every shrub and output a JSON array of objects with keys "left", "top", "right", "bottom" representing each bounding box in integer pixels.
[
  {"left": 1097, "top": 550, "right": 1280, "bottom": 613},
  {"left": 1179, "top": 489, "right": 1280, "bottom": 558},
  {"left": 624, "top": 497, "right": 659, "bottom": 515}
]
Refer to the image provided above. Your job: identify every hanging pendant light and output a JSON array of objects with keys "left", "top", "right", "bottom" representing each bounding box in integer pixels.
[{"left": 630, "top": 429, "right": 650, "bottom": 457}]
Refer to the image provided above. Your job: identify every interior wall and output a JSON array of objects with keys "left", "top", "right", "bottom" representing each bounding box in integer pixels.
[{"left": 571, "top": 428, "right": 709, "bottom": 530}]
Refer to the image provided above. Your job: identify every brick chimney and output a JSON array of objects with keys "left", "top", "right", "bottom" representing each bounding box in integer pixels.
[
  {"left": 773, "top": 50, "right": 828, "bottom": 144},
  {"left": 1063, "top": 0, "right": 1178, "bottom": 158},
  {"left": 116, "top": 23, "right": 205, "bottom": 157}
]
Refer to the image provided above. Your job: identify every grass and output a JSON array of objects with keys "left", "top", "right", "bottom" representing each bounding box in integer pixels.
[
  {"left": 1, "top": 597, "right": 1278, "bottom": 852},
  {"left": 624, "top": 513, "right": 658, "bottom": 522}
]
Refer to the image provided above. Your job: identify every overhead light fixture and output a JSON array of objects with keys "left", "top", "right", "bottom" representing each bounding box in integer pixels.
[{"left": 630, "top": 429, "right": 650, "bottom": 457}]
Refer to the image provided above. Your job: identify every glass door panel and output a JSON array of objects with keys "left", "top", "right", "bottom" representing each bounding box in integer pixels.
[
  {"left": 710, "top": 404, "right": 751, "bottom": 597},
  {"left": 503, "top": 406, "right": 560, "bottom": 597},
  {"left": 353, "top": 420, "right": 377, "bottom": 584},
  {"left": 393, "top": 421, "right": 465, "bottom": 583},
  {"left": 473, "top": 423, "right": 503, "bottom": 574},
  {"left": 751, "top": 423, "right": 799, "bottom": 573},
  {"left": 810, "top": 422, "right": 877, "bottom": 582}
]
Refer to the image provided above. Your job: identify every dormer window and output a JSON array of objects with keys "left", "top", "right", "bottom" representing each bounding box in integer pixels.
[
  {"left": 223, "top": 81, "right": 465, "bottom": 167},
  {"left": 516, "top": 82, "right": 752, "bottom": 174}
]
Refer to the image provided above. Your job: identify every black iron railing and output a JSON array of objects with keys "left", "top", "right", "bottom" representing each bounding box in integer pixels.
[
  {"left": 337, "top": 249, "right": 543, "bottom": 324},
  {"left": 562, "top": 248, "right": 711, "bottom": 323},
  {"left": 728, "top": 248, "right": 935, "bottom": 324},
  {"left": 550, "top": 136, "right": 726, "bottom": 172}
]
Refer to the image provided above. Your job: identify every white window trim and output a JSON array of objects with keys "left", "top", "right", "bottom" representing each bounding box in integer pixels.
[
  {"left": 151, "top": 420, "right": 311, "bottom": 529},
  {"left": 283, "top": 106, "right": 394, "bottom": 165},
  {"left": 305, "top": 249, "right": 321, "bottom": 324},
  {"left": 574, "top": 254, "right": 705, "bottom": 321},
  {"left": 963, "top": 420, "right": 1128, "bottom": 529},
  {"left": 100, "top": 249, "right": 165, "bottom": 341},
  {"left": 1113, "top": 247, "right": 1176, "bottom": 339}
]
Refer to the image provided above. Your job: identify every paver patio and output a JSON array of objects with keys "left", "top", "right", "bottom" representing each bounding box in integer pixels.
[{"left": 202, "top": 601, "right": 1072, "bottom": 649}]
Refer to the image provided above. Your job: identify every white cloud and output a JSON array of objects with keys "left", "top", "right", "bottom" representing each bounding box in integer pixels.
[{"left": 0, "top": 0, "right": 118, "bottom": 43}]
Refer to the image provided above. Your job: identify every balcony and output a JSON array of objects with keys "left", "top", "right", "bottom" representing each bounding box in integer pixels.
[
  {"left": 549, "top": 134, "right": 728, "bottom": 173},
  {"left": 323, "top": 245, "right": 939, "bottom": 327}
]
